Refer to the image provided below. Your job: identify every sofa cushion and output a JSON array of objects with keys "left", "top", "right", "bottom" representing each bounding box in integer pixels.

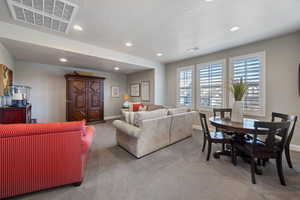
[
  {"left": 81, "top": 126, "right": 95, "bottom": 153},
  {"left": 121, "top": 110, "right": 137, "bottom": 125},
  {"left": 0, "top": 121, "right": 86, "bottom": 138},
  {"left": 134, "top": 109, "right": 168, "bottom": 127},
  {"left": 122, "top": 110, "right": 130, "bottom": 123},
  {"left": 146, "top": 104, "right": 165, "bottom": 111},
  {"left": 168, "top": 107, "right": 190, "bottom": 115},
  {"left": 129, "top": 112, "right": 136, "bottom": 124}
]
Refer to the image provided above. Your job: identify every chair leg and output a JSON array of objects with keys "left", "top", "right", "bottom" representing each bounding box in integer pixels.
[
  {"left": 206, "top": 142, "right": 212, "bottom": 161},
  {"left": 232, "top": 147, "right": 237, "bottom": 166},
  {"left": 276, "top": 155, "right": 287, "bottom": 186},
  {"left": 250, "top": 157, "right": 256, "bottom": 184},
  {"left": 222, "top": 143, "right": 225, "bottom": 151},
  {"left": 257, "top": 158, "right": 262, "bottom": 166},
  {"left": 231, "top": 143, "right": 236, "bottom": 165},
  {"left": 285, "top": 146, "right": 293, "bottom": 169},
  {"left": 202, "top": 134, "right": 207, "bottom": 152}
]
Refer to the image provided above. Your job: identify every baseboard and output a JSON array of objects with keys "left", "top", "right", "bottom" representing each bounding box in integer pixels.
[
  {"left": 104, "top": 115, "right": 121, "bottom": 120},
  {"left": 290, "top": 144, "right": 300, "bottom": 152}
]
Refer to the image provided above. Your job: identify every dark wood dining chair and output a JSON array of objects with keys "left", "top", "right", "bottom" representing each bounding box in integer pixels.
[
  {"left": 272, "top": 112, "right": 298, "bottom": 168},
  {"left": 232, "top": 121, "right": 291, "bottom": 185},
  {"left": 199, "top": 113, "right": 232, "bottom": 161},
  {"left": 213, "top": 108, "right": 232, "bottom": 119},
  {"left": 213, "top": 108, "right": 233, "bottom": 151}
]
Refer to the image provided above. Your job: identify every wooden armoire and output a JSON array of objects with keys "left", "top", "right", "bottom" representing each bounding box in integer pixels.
[{"left": 65, "top": 74, "right": 105, "bottom": 123}]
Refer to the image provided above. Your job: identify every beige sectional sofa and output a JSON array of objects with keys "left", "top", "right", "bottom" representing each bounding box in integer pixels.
[{"left": 113, "top": 107, "right": 199, "bottom": 158}]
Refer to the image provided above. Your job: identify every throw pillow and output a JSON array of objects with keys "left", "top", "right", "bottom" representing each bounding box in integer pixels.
[
  {"left": 139, "top": 105, "right": 147, "bottom": 111},
  {"left": 132, "top": 104, "right": 142, "bottom": 112}
]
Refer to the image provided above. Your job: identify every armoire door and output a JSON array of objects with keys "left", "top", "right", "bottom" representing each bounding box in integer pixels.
[
  {"left": 67, "top": 79, "right": 87, "bottom": 121},
  {"left": 87, "top": 79, "right": 104, "bottom": 122}
]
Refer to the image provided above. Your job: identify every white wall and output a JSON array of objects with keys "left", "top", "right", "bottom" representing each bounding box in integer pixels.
[
  {"left": 127, "top": 69, "right": 155, "bottom": 104},
  {"left": 154, "top": 66, "right": 166, "bottom": 105},
  {"left": 14, "top": 61, "right": 127, "bottom": 123},
  {"left": 0, "top": 42, "right": 14, "bottom": 70},
  {"left": 165, "top": 31, "right": 300, "bottom": 146}
]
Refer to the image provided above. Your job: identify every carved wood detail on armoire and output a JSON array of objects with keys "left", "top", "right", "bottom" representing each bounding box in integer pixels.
[{"left": 65, "top": 74, "right": 105, "bottom": 123}]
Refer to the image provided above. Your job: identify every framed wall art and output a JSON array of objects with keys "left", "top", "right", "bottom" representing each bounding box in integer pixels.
[
  {"left": 111, "top": 86, "right": 120, "bottom": 98},
  {"left": 141, "top": 80, "right": 150, "bottom": 102},
  {"left": 130, "top": 83, "right": 140, "bottom": 97},
  {"left": 0, "top": 64, "right": 13, "bottom": 96}
]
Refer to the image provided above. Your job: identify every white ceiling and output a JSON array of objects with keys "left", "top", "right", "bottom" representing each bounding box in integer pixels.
[
  {"left": 0, "top": 0, "right": 300, "bottom": 65},
  {"left": 0, "top": 38, "right": 149, "bottom": 74}
]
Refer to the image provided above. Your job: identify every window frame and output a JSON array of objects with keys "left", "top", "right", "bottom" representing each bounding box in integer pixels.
[
  {"left": 229, "top": 51, "right": 266, "bottom": 117},
  {"left": 196, "top": 59, "right": 227, "bottom": 111},
  {"left": 176, "top": 65, "right": 195, "bottom": 108}
]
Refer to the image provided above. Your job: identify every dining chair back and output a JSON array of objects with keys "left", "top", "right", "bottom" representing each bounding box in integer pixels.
[
  {"left": 271, "top": 112, "right": 298, "bottom": 168},
  {"left": 253, "top": 121, "right": 290, "bottom": 153},
  {"left": 243, "top": 121, "right": 291, "bottom": 185},
  {"left": 199, "top": 113, "right": 211, "bottom": 140},
  {"left": 213, "top": 108, "right": 232, "bottom": 119}
]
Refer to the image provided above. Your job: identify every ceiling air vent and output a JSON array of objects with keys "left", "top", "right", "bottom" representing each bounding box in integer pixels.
[{"left": 6, "top": 0, "right": 79, "bottom": 34}]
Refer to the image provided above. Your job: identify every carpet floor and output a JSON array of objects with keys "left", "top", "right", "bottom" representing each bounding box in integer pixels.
[{"left": 12, "top": 121, "right": 300, "bottom": 200}]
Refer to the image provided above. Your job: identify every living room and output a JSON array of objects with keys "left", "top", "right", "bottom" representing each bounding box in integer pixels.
[{"left": 1, "top": 0, "right": 300, "bottom": 199}]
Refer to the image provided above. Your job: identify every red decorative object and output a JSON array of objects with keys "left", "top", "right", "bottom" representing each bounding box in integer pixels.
[
  {"left": 133, "top": 103, "right": 142, "bottom": 112},
  {"left": 0, "top": 120, "right": 95, "bottom": 199}
]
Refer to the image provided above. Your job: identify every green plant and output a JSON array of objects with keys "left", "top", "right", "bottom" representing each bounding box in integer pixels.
[{"left": 231, "top": 78, "right": 248, "bottom": 101}]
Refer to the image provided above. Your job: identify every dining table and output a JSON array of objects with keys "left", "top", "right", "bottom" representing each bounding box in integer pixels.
[{"left": 209, "top": 117, "right": 264, "bottom": 174}]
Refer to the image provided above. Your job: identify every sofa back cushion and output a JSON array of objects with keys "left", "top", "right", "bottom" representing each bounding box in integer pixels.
[
  {"left": 135, "top": 109, "right": 168, "bottom": 127},
  {"left": 146, "top": 104, "right": 165, "bottom": 111},
  {"left": 0, "top": 121, "right": 85, "bottom": 138},
  {"left": 121, "top": 110, "right": 136, "bottom": 125},
  {"left": 168, "top": 107, "right": 191, "bottom": 115}
]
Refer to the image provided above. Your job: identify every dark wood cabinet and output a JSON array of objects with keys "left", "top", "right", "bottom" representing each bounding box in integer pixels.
[
  {"left": 0, "top": 105, "right": 32, "bottom": 124},
  {"left": 65, "top": 74, "right": 105, "bottom": 123}
]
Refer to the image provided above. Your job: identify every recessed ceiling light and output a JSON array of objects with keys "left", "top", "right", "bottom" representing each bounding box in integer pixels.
[
  {"left": 156, "top": 53, "right": 163, "bottom": 57},
  {"left": 204, "top": 0, "right": 214, "bottom": 2},
  {"left": 73, "top": 25, "right": 83, "bottom": 31},
  {"left": 59, "top": 58, "right": 68, "bottom": 62},
  {"left": 187, "top": 47, "right": 199, "bottom": 52},
  {"left": 114, "top": 67, "right": 120, "bottom": 71},
  {"left": 230, "top": 26, "right": 240, "bottom": 32},
  {"left": 125, "top": 42, "right": 133, "bottom": 47}
]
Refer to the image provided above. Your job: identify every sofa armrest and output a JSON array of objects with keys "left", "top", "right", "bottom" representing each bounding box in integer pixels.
[
  {"left": 81, "top": 126, "right": 95, "bottom": 153},
  {"left": 113, "top": 120, "right": 142, "bottom": 139}
]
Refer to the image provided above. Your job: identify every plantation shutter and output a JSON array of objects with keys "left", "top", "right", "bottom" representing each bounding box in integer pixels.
[
  {"left": 232, "top": 57, "right": 261, "bottom": 111},
  {"left": 198, "top": 62, "right": 224, "bottom": 108},
  {"left": 177, "top": 68, "right": 193, "bottom": 106}
]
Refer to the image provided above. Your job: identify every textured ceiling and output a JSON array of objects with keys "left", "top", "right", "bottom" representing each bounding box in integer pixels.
[{"left": 0, "top": 0, "right": 300, "bottom": 64}]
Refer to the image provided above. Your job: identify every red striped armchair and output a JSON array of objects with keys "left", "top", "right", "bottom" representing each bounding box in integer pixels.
[{"left": 0, "top": 121, "right": 95, "bottom": 199}]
